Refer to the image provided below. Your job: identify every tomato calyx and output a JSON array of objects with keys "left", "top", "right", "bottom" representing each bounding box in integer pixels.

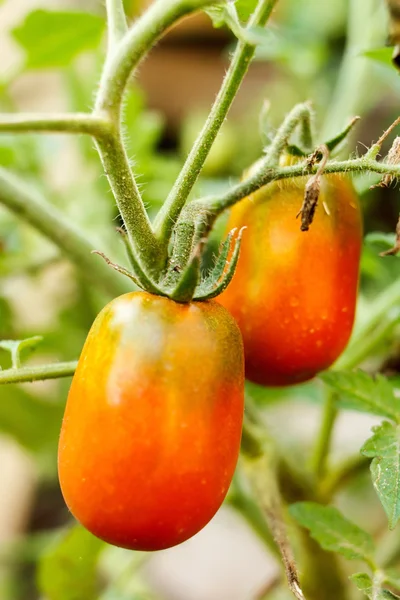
[
  {"left": 93, "top": 226, "right": 245, "bottom": 303},
  {"left": 92, "top": 108, "right": 360, "bottom": 304}
]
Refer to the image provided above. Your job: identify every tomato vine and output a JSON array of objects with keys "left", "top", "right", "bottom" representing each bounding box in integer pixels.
[{"left": 1, "top": 0, "right": 400, "bottom": 598}]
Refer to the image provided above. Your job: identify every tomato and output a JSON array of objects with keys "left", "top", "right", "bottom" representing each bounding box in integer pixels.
[
  {"left": 219, "top": 174, "right": 362, "bottom": 386},
  {"left": 58, "top": 292, "right": 244, "bottom": 551}
]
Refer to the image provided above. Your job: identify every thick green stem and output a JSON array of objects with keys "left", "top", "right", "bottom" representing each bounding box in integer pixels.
[
  {"left": 94, "top": 132, "right": 161, "bottom": 269},
  {"left": 310, "top": 389, "right": 338, "bottom": 481},
  {"left": 96, "top": 0, "right": 222, "bottom": 118},
  {"left": 227, "top": 470, "right": 280, "bottom": 560},
  {"left": 0, "top": 113, "right": 108, "bottom": 136},
  {"left": 153, "top": 0, "right": 279, "bottom": 246},
  {"left": 0, "top": 168, "right": 128, "bottom": 298},
  {"left": 337, "top": 316, "right": 400, "bottom": 370},
  {"left": 185, "top": 154, "right": 400, "bottom": 221},
  {"left": 339, "top": 283, "right": 400, "bottom": 365},
  {"left": 322, "top": 0, "right": 385, "bottom": 140},
  {"left": 105, "top": 0, "right": 128, "bottom": 52},
  {"left": 242, "top": 451, "right": 306, "bottom": 599},
  {"left": 0, "top": 361, "right": 77, "bottom": 384}
]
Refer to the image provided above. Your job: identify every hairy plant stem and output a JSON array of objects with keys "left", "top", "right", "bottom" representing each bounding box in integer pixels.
[
  {"left": 0, "top": 168, "right": 128, "bottom": 298},
  {"left": 240, "top": 411, "right": 349, "bottom": 600},
  {"left": 241, "top": 420, "right": 307, "bottom": 600},
  {"left": 94, "top": 131, "right": 161, "bottom": 269},
  {"left": 200, "top": 154, "right": 400, "bottom": 215},
  {"left": 96, "top": 0, "right": 223, "bottom": 119},
  {"left": 0, "top": 113, "right": 108, "bottom": 136},
  {"left": 0, "top": 361, "right": 77, "bottom": 384},
  {"left": 105, "top": 0, "right": 128, "bottom": 52},
  {"left": 265, "top": 102, "right": 313, "bottom": 164},
  {"left": 153, "top": 0, "right": 279, "bottom": 248}
]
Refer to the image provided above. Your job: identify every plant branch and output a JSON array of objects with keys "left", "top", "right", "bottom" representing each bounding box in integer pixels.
[
  {"left": 227, "top": 470, "right": 280, "bottom": 560},
  {"left": 96, "top": 0, "right": 223, "bottom": 119},
  {"left": 0, "top": 361, "right": 77, "bottom": 384},
  {"left": 337, "top": 315, "right": 400, "bottom": 370},
  {"left": 94, "top": 132, "right": 161, "bottom": 269},
  {"left": 153, "top": 0, "right": 279, "bottom": 246},
  {"left": 310, "top": 389, "right": 338, "bottom": 481},
  {"left": 242, "top": 430, "right": 306, "bottom": 600},
  {"left": 200, "top": 155, "right": 400, "bottom": 215},
  {"left": 0, "top": 113, "right": 109, "bottom": 136},
  {"left": 322, "top": 0, "right": 384, "bottom": 141},
  {"left": 265, "top": 102, "right": 313, "bottom": 164},
  {"left": 0, "top": 168, "right": 128, "bottom": 298},
  {"left": 320, "top": 455, "right": 369, "bottom": 499},
  {"left": 105, "top": 0, "right": 128, "bottom": 52}
]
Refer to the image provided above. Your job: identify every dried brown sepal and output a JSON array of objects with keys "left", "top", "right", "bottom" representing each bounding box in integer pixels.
[
  {"left": 371, "top": 136, "right": 400, "bottom": 189},
  {"left": 297, "top": 144, "right": 329, "bottom": 231},
  {"left": 380, "top": 214, "right": 400, "bottom": 256},
  {"left": 297, "top": 176, "right": 321, "bottom": 231},
  {"left": 305, "top": 148, "right": 320, "bottom": 170}
]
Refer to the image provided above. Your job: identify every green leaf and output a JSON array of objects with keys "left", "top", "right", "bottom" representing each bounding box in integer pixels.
[
  {"left": 37, "top": 525, "right": 106, "bottom": 600},
  {"left": 361, "top": 422, "right": 400, "bottom": 529},
  {"left": 235, "top": 0, "right": 258, "bottom": 22},
  {"left": 363, "top": 47, "right": 395, "bottom": 68},
  {"left": 12, "top": 10, "right": 105, "bottom": 69},
  {"left": 321, "top": 371, "right": 400, "bottom": 422},
  {"left": 289, "top": 502, "right": 375, "bottom": 561},
  {"left": 350, "top": 573, "right": 400, "bottom": 599}
]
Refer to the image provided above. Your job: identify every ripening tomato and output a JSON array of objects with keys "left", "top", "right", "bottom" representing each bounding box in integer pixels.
[
  {"left": 219, "top": 174, "right": 362, "bottom": 386},
  {"left": 58, "top": 292, "right": 244, "bottom": 551}
]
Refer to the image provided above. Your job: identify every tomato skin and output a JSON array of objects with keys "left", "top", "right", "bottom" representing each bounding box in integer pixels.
[
  {"left": 219, "top": 175, "right": 362, "bottom": 387},
  {"left": 58, "top": 292, "right": 244, "bottom": 551}
]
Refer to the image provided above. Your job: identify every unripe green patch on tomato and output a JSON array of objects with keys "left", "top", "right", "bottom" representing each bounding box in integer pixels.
[{"left": 58, "top": 292, "right": 244, "bottom": 551}]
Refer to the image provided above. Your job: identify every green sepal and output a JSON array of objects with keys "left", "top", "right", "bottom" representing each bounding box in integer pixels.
[
  {"left": 325, "top": 116, "right": 360, "bottom": 154},
  {"left": 116, "top": 228, "right": 165, "bottom": 293},
  {"left": 201, "top": 228, "right": 237, "bottom": 287},
  {"left": 286, "top": 144, "right": 308, "bottom": 157},
  {"left": 169, "top": 249, "right": 201, "bottom": 303},
  {"left": 194, "top": 227, "right": 245, "bottom": 300},
  {"left": 92, "top": 250, "right": 165, "bottom": 296}
]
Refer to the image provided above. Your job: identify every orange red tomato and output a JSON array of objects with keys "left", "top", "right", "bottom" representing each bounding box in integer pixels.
[
  {"left": 58, "top": 292, "right": 244, "bottom": 550},
  {"left": 219, "top": 175, "right": 362, "bottom": 386}
]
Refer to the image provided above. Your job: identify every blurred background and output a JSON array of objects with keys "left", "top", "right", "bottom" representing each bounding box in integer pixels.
[{"left": 1, "top": 0, "right": 400, "bottom": 598}]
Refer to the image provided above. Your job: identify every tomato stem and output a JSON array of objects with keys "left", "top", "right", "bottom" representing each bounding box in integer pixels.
[
  {"left": 321, "top": 0, "right": 384, "bottom": 142},
  {"left": 153, "top": 0, "right": 280, "bottom": 249},
  {"left": 94, "top": 131, "right": 162, "bottom": 271},
  {"left": 243, "top": 447, "right": 307, "bottom": 600},
  {"left": 0, "top": 167, "right": 128, "bottom": 298},
  {"left": 0, "top": 113, "right": 108, "bottom": 136},
  {"left": 310, "top": 388, "right": 338, "bottom": 481},
  {"left": 105, "top": 0, "right": 128, "bottom": 52},
  {"left": 95, "top": 0, "right": 222, "bottom": 120},
  {"left": 265, "top": 102, "right": 314, "bottom": 165},
  {"left": 0, "top": 361, "right": 77, "bottom": 384}
]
